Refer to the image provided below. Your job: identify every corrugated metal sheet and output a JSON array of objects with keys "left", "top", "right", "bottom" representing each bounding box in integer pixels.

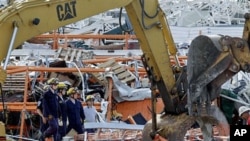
[{"left": 170, "top": 26, "right": 244, "bottom": 43}]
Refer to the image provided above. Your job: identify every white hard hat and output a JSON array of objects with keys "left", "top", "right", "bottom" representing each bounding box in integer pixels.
[
  {"left": 86, "top": 95, "right": 95, "bottom": 101},
  {"left": 239, "top": 106, "right": 250, "bottom": 116}
]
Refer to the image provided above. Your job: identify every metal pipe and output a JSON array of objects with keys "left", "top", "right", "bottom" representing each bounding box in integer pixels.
[
  {"left": 68, "top": 61, "right": 85, "bottom": 101},
  {"left": 1, "top": 22, "right": 18, "bottom": 124},
  {"left": 220, "top": 94, "right": 250, "bottom": 106},
  {"left": 3, "top": 22, "right": 18, "bottom": 70}
]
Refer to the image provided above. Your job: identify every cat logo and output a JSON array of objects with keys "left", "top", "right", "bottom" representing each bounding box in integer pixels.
[{"left": 56, "top": 1, "right": 77, "bottom": 21}]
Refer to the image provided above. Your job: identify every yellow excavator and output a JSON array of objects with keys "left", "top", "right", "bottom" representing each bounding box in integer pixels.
[{"left": 1, "top": 0, "right": 250, "bottom": 140}]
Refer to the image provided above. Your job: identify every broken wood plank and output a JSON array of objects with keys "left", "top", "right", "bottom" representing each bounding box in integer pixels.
[{"left": 56, "top": 47, "right": 93, "bottom": 61}]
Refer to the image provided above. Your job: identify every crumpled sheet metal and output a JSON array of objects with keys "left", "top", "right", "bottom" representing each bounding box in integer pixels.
[{"left": 104, "top": 72, "right": 151, "bottom": 102}]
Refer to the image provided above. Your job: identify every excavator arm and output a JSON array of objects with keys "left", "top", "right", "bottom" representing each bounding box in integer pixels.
[{"left": 126, "top": 1, "right": 185, "bottom": 114}]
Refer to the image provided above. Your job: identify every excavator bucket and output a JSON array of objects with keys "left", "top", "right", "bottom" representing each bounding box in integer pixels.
[
  {"left": 186, "top": 34, "right": 247, "bottom": 140},
  {"left": 187, "top": 35, "right": 250, "bottom": 110},
  {"left": 142, "top": 106, "right": 229, "bottom": 141},
  {"left": 142, "top": 113, "right": 196, "bottom": 141}
]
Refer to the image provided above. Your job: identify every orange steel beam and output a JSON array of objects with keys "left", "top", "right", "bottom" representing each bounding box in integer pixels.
[
  {"left": 4, "top": 66, "right": 145, "bottom": 74},
  {"left": 35, "top": 34, "right": 137, "bottom": 40},
  {"left": 6, "top": 67, "right": 27, "bottom": 74},
  {"left": 20, "top": 68, "right": 29, "bottom": 138},
  {"left": 5, "top": 63, "right": 186, "bottom": 75},
  {"left": 6, "top": 67, "right": 106, "bottom": 74},
  {"left": 52, "top": 30, "right": 59, "bottom": 49},
  {"left": 3, "top": 66, "right": 147, "bottom": 80},
  {"left": 0, "top": 102, "right": 37, "bottom": 111},
  {"left": 36, "top": 34, "right": 137, "bottom": 50},
  {"left": 5, "top": 66, "right": 147, "bottom": 76},
  {"left": 0, "top": 102, "right": 101, "bottom": 112}
]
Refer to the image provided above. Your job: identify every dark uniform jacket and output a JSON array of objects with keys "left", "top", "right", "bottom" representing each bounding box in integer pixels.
[
  {"left": 43, "top": 88, "right": 60, "bottom": 118},
  {"left": 58, "top": 95, "right": 67, "bottom": 122},
  {"left": 66, "top": 99, "right": 85, "bottom": 125}
]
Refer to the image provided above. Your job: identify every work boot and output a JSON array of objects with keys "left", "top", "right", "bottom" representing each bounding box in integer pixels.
[{"left": 43, "top": 133, "right": 53, "bottom": 141}]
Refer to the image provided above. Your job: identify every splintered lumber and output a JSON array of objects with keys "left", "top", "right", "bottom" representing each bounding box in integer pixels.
[
  {"left": 55, "top": 47, "right": 94, "bottom": 61},
  {"left": 92, "top": 59, "right": 136, "bottom": 85}
]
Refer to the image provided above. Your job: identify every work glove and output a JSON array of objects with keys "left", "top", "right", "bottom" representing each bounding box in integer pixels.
[
  {"left": 0, "top": 69, "right": 7, "bottom": 85},
  {"left": 58, "top": 117, "right": 63, "bottom": 126}
]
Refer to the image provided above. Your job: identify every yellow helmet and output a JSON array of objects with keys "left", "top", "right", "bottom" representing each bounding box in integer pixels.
[
  {"left": 43, "top": 85, "right": 49, "bottom": 91},
  {"left": 47, "top": 78, "right": 59, "bottom": 85},
  {"left": 67, "top": 87, "right": 77, "bottom": 95},
  {"left": 57, "top": 82, "right": 67, "bottom": 89},
  {"left": 86, "top": 95, "right": 95, "bottom": 101}
]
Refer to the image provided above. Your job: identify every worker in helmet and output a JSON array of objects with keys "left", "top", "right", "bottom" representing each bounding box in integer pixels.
[
  {"left": 83, "top": 95, "right": 98, "bottom": 133},
  {"left": 36, "top": 96, "right": 48, "bottom": 141},
  {"left": 65, "top": 87, "right": 85, "bottom": 134},
  {"left": 57, "top": 82, "right": 68, "bottom": 140},
  {"left": 62, "top": 81, "right": 71, "bottom": 99},
  {"left": 235, "top": 106, "right": 250, "bottom": 125},
  {"left": 42, "top": 78, "right": 60, "bottom": 141},
  {"left": 74, "top": 87, "right": 83, "bottom": 101}
]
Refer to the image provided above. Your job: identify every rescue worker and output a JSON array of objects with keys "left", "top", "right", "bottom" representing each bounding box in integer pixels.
[
  {"left": 37, "top": 95, "right": 48, "bottom": 141},
  {"left": 57, "top": 82, "right": 68, "bottom": 140},
  {"left": 83, "top": 95, "right": 98, "bottom": 133},
  {"left": 62, "top": 81, "right": 71, "bottom": 99},
  {"left": 42, "top": 78, "right": 60, "bottom": 141},
  {"left": 235, "top": 106, "right": 250, "bottom": 125},
  {"left": 66, "top": 87, "right": 85, "bottom": 134}
]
